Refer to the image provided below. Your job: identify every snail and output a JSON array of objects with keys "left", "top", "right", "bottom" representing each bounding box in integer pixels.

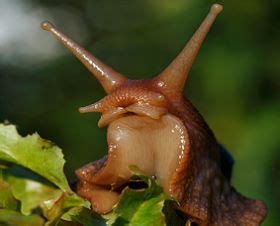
[{"left": 41, "top": 3, "right": 267, "bottom": 225}]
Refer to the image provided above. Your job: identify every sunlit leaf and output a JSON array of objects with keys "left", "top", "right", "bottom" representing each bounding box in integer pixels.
[
  {"left": 129, "top": 193, "right": 166, "bottom": 226},
  {"left": 0, "top": 179, "right": 19, "bottom": 211},
  {"left": 0, "top": 209, "right": 44, "bottom": 226},
  {"left": 44, "top": 193, "right": 90, "bottom": 225},
  {"left": 7, "top": 174, "right": 62, "bottom": 215},
  {"left": 107, "top": 166, "right": 168, "bottom": 226},
  {"left": 0, "top": 124, "right": 71, "bottom": 192},
  {"left": 62, "top": 207, "right": 106, "bottom": 226}
]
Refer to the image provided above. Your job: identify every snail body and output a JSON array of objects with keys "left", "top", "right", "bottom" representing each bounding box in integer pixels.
[{"left": 42, "top": 4, "right": 267, "bottom": 225}]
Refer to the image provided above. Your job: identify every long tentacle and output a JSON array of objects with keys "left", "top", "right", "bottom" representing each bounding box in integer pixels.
[
  {"left": 155, "top": 4, "right": 223, "bottom": 95},
  {"left": 41, "top": 22, "right": 127, "bottom": 93}
]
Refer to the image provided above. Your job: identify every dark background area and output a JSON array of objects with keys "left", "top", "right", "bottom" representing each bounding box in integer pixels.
[{"left": 0, "top": 0, "right": 279, "bottom": 225}]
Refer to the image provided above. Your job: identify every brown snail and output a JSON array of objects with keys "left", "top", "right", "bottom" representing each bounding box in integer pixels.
[{"left": 42, "top": 3, "right": 267, "bottom": 225}]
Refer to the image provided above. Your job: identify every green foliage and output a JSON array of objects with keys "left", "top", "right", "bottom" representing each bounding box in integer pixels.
[
  {"left": 6, "top": 174, "right": 62, "bottom": 215},
  {"left": 0, "top": 123, "right": 183, "bottom": 225},
  {"left": 0, "top": 123, "right": 91, "bottom": 225},
  {"left": 0, "top": 1, "right": 278, "bottom": 225},
  {"left": 105, "top": 166, "right": 167, "bottom": 226},
  {"left": 0, "top": 180, "right": 18, "bottom": 211},
  {"left": 0, "top": 124, "right": 71, "bottom": 192},
  {"left": 0, "top": 209, "right": 45, "bottom": 226}
]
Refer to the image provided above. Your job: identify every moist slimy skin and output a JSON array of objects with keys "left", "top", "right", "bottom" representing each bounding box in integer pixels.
[{"left": 42, "top": 4, "right": 267, "bottom": 225}]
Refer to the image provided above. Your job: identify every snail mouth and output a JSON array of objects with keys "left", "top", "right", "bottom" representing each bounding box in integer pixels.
[
  {"left": 97, "top": 104, "right": 168, "bottom": 128},
  {"left": 75, "top": 114, "right": 189, "bottom": 214}
]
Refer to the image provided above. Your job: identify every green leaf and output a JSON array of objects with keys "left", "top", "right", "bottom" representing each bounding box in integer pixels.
[
  {"left": 0, "top": 209, "right": 44, "bottom": 226},
  {"left": 0, "top": 180, "right": 19, "bottom": 211},
  {"left": 44, "top": 193, "right": 90, "bottom": 225},
  {"left": 7, "top": 174, "right": 63, "bottom": 215},
  {"left": 107, "top": 166, "right": 168, "bottom": 226},
  {"left": 129, "top": 193, "right": 166, "bottom": 226},
  {"left": 0, "top": 124, "right": 71, "bottom": 192},
  {"left": 62, "top": 207, "right": 106, "bottom": 226}
]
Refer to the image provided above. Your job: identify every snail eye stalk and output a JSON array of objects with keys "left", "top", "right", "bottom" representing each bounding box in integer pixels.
[
  {"left": 155, "top": 4, "right": 223, "bottom": 95},
  {"left": 41, "top": 21, "right": 127, "bottom": 93}
]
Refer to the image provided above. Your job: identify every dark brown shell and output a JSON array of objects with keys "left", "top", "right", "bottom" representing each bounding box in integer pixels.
[{"left": 165, "top": 96, "right": 267, "bottom": 225}]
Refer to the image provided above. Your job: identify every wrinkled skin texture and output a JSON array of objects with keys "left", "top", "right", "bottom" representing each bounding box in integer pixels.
[
  {"left": 75, "top": 81, "right": 267, "bottom": 225},
  {"left": 42, "top": 4, "right": 267, "bottom": 225},
  {"left": 163, "top": 96, "right": 267, "bottom": 226}
]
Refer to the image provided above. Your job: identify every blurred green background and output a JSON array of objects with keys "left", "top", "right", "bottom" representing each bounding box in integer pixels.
[{"left": 0, "top": 0, "right": 279, "bottom": 225}]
